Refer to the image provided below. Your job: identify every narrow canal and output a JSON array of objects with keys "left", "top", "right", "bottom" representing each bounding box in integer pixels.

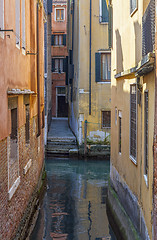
[{"left": 30, "top": 157, "right": 117, "bottom": 240}]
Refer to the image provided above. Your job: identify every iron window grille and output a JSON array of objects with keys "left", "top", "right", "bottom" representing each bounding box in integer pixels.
[{"left": 130, "top": 84, "right": 137, "bottom": 163}]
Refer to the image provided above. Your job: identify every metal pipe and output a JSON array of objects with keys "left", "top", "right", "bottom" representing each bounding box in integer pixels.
[
  {"left": 89, "top": 0, "right": 92, "bottom": 115},
  {"left": 37, "top": 3, "right": 41, "bottom": 137}
]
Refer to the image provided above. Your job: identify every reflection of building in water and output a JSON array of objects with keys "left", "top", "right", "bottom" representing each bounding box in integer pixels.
[
  {"left": 74, "top": 177, "right": 110, "bottom": 240},
  {"left": 47, "top": 176, "right": 75, "bottom": 240}
]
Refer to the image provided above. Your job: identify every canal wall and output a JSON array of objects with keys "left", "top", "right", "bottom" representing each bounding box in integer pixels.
[
  {"left": 78, "top": 144, "right": 110, "bottom": 158},
  {"left": 108, "top": 164, "right": 150, "bottom": 240}
]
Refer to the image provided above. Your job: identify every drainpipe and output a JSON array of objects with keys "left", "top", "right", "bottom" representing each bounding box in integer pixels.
[
  {"left": 89, "top": 0, "right": 92, "bottom": 115},
  {"left": 37, "top": 3, "right": 41, "bottom": 137}
]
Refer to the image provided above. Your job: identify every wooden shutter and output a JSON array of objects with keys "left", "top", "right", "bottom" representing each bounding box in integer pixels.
[
  {"left": 63, "top": 34, "right": 66, "bottom": 46},
  {"left": 102, "top": 0, "right": 109, "bottom": 23},
  {"left": 95, "top": 53, "right": 101, "bottom": 82},
  {"left": 66, "top": 56, "right": 68, "bottom": 85},
  {"left": 108, "top": 4, "right": 113, "bottom": 48},
  {"left": 51, "top": 34, "right": 55, "bottom": 45},
  {"left": 51, "top": 58, "right": 55, "bottom": 72},
  {"left": 63, "top": 58, "right": 67, "bottom": 72}
]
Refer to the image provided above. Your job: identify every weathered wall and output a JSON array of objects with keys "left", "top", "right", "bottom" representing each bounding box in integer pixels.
[
  {"left": 111, "top": 0, "right": 154, "bottom": 238},
  {"left": 68, "top": 0, "right": 111, "bottom": 144},
  {"left": 0, "top": 1, "right": 45, "bottom": 239}
]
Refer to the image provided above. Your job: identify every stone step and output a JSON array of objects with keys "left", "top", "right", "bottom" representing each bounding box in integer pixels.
[
  {"left": 47, "top": 140, "right": 76, "bottom": 145},
  {"left": 46, "top": 144, "right": 78, "bottom": 151}
]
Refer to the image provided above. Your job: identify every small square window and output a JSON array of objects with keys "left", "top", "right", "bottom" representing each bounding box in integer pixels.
[{"left": 102, "top": 111, "right": 111, "bottom": 128}]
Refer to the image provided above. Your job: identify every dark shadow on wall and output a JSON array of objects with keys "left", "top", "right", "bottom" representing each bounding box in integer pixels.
[
  {"left": 134, "top": 21, "right": 142, "bottom": 65},
  {"left": 115, "top": 29, "right": 123, "bottom": 74}
]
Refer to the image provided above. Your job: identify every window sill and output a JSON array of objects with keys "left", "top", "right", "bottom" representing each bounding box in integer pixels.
[
  {"left": 8, "top": 176, "right": 20, "bottom": 200},
  {"left": 130, "top": 155, "right": 137, "bottom": 166},
  {"left": 53, "top": 72, "right": 65, "bottom": 74},
  {"left": 102, "top": 127, "right": 111, "bottom": 129},
  {"left": 97, "top": 81, "right": 111, "bottom": 84},
  {"left": 144, "top": 174, "right": 148, "bottom": 188},
  {"left": 99, "top": 22, "right": 108, "bottom": 25},
  {"left": 130, "top": 8, "right": 138, "bottom": 17},
  {"left": 53, "top": 45, "right": 64, "bottom": 47},
  {"left": 23, "top": 159, "right": 32, "bottom": 175},
  {"left": 16, "top": 43, "right": 20, "bottom": 49}
]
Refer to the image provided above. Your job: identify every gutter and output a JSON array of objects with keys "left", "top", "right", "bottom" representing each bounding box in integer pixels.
[
  {"left": 37, "top": 3, "right": 41, "bottom": 137},
  {"left": 89, "top": 0, "right": 92, "bottom": 115}
]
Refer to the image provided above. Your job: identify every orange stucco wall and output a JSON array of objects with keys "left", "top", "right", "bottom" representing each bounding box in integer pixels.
[{"left": 0, "top": 0, "right": 44, "bottom": 140}]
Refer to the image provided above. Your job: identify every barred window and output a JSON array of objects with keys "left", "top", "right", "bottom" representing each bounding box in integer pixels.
[
  {"left": 144, "top": 91, "right": 148, "bottom": 176},
  {"left": 102, "top": 111, "right": 111, "bottom": 128},
  {"left": 119, "top": 111, "right": 122, "bottom": 153},
  {"left": 130, "top": 84, "right": 137, "bottom": 162}
]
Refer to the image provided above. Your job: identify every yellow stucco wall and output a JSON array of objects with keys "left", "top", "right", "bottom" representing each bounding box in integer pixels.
[
  {"left": 68, "top": 0, "right": 111, "bottom": 143},
  {"left": 111, "top": 0, "right": 154, "bottom": 238}
]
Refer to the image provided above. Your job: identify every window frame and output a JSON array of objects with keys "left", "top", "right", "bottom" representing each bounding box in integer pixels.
[
  {"left": 101, "top": 110, "right": 111, "bottom": 129},
  {"left": 130, "top": 0, "right": 138, "bottom": 16},
  {"left": 99, "top": 0, "right": 109, "bottom": 23},
  {"left": 15, "top": 0, "right": 20, "bottom": 48},
  {"left": 129, "top": 84, "right": 137, "bottom": 165},
  {"left": 25, "top": 104, "right": 30, "bottom": 144},
  {"left": 118, "top": 111, "right": 122, "bottom": 154},
  {"left": 55, "top": 8, "right": 65, "bottom": 21},
  {"left": 144, "top": 90, "right": 149, "bottom": 184},
  {"left": 54, "top": 35, "right": 63, "bottom": 46},
  {"left": 95, "top": 51, "right": 111, "bottom": 83},
  {"left": 0, "top": 0, "right": 4, "bottom": 39}
]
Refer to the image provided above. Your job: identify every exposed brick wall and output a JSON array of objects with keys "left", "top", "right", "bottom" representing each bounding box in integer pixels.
[{"left": 0, "top": 115, "right": 44, "bottom": 240}]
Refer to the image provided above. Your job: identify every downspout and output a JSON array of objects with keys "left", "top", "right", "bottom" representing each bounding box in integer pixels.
[
  {"left": 37, "top": 3, "right": 41, "bottom": 137},
  {"left": 72, "top": 0, "right": 74, "bottom": 62},
  {"left": 89, "top": 0, "right": 92, "bottom": 115}
]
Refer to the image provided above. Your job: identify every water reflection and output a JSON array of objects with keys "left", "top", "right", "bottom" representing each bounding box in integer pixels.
[{"left": 30, "top": 157, "right": 116, "bottom": 240}]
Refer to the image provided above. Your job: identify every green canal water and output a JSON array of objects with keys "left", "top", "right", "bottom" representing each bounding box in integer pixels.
[{"left": 30, "top": 157, "right": 117, "bottom": 240}]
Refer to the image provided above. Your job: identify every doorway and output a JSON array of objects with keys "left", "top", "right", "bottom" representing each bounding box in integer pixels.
[{"left": 56, "top": 87, "right": 68, "bottom": 117}]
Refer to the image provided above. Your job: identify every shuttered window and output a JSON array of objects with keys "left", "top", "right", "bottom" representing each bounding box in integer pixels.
[
  {"left": 119, "top": 111, "right": 122, "bottom": 153},
  {"left": 22, "top": 0, "right": 26, "bottom": 49},
  {"left": 144, "top": 91, "right": 148, "bottom": 176},
  {"left": 100, "top": 0, "right": 109, "bottom": 23},
  {"left": 16, "top": 0, "right": 20, "bottom": 46},
  {"left": 130, "top": 84, "right": 137, "bottom": 162},
  {"left": 52, "top": 58, "right": 67, "bottom": 73},
  {"left": 95, "top": 52, "right": 111, "bottom": 82},
  {"left": 52, "top": 34, "right": 66, "bottom": 46},
  {"left": 130, "top": 0, "right": 137, "bottom": 15},
  {"left": 0, "top": 0, "right": 4, "bottom": 38}
]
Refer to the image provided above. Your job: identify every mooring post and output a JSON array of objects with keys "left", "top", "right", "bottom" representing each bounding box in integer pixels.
[{"left": 84, "top": 120, "right": 87, "bottom": 156}]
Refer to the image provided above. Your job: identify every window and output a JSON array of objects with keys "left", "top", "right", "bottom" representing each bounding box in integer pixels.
[
  {"left": 130, "top": 84, "right": 137, "bottom": 163},
  {"left": 95, "top": 52, "right": 111, "bottom": 82},
  {"left": 0, "top": 0, "right": 4, "bottom": 38},
  {"left": 22, "top": 0, "right": 26, "bottom": 50},
  {"left": 130, "top": 0, "right": 137, "bottom": 15},
  {"left": 115, "top": 107, "right": 117, "bottom": 125},
  {"left": 55, "top": 35, "right": 63, "bottom": 45},
  {"left": 56, "top": 9, "right": 64, "bottom": 21},
  {"left": 8, "top": 107, "right": 20, "bottom": 200},
  {"left": 119, "top": 111, "right": 122, "bottom": 153},
  {"left": 16, "top": 0, "right": 20, "bottom": 47},
  {"left": 52, "top": 58, "right": 67, "bottom": 73},
  {"left": 25, "top": 104, "right": 30, "bottom": 143},
  {"left": 99, "top": 0, "right": 109, "bottom": 23},
  {"left": 102, "top": 111, "right": 111, "bottom": 128},
  {"left": 51, "top": 34, "right": 66, "bottom": 46},
  {"left": 144, "top": 91, "right": 148, "bottom": 176}
]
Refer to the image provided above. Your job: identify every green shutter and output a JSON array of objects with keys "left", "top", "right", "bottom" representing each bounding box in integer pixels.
[
  {"left": 102, "top": 0, "right": 109, "bottom": 23},
  {"left": 108, "top": 4, "right": 113, "bottom": 48},
  {"left": 63, "top": 34, "right": 66, "bottom": 46},
  {"left": 51, "top": 34, "right": 55, "bottom": 45},
  {"left": 95, "top": 53, "right": 101, "bottom": 82},
  {"left": 51, "top": 58, "right": 55, "bottom": 72},
  {"left": 63, "top": 58, "right": 67, "bottom": 72}
]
